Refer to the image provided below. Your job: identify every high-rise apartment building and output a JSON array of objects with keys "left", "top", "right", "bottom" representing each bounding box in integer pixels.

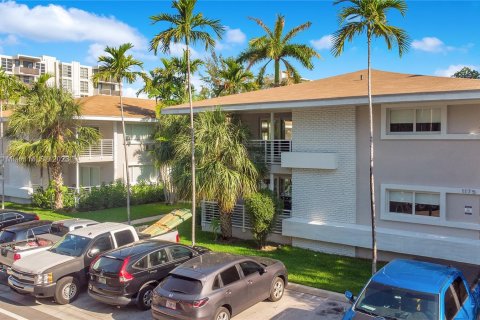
[{"left": 0, "top": 54, "right": 119, "bottom": 97}]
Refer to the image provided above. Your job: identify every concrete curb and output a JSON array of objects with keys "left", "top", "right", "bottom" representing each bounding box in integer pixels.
[{"left": 287, "top": 283, "right": 346, "bottom": 302}]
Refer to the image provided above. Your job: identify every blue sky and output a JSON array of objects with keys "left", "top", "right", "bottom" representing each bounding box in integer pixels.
[{"left": 0, "top": 0, "right": 478, "bottom": 96}]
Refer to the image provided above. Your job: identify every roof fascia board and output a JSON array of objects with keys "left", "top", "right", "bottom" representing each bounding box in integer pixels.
[{"left": 76, "top": 116, "right": 157, "bottom": 122}]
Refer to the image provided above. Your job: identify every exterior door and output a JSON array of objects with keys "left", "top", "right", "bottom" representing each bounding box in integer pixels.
[
  {"left": 239, "top": 260, "right": 270, "bottom": 307},
  {"left": 147, "top": 248, "right": 171, "bottom": 280},
  {"left": 219, "top": 265, "right": 248, "bottom": 315}
]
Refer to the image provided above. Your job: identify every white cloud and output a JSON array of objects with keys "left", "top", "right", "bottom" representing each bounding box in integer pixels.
[
  {"left": 123, "top": 86, "right": 148, "bottom": 99},
  {"left": 412, "top": 37, "right": 454, "bottom": 53},
  {"left": 225, "top": 27, "right": 246, "bottom": 44},
  {"left": 434, "top": 64, "right": 479, "bottom": 77},
  {"left": 310, "top": 35, "right": 333, "bottom": 50},
  {"left": 0, "top": 34, "right": 19, "bottom": 46}
]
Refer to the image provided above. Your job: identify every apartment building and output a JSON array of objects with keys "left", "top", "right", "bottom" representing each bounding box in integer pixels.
[
  {"left": 163, "top": 69, "right": 480, "bottom": 265},
  {"left": 1, "top": 95, "right": 157, "bottom": 202},
  {"left": 0, "top": 54, "right": 119, "bottom": 97}
]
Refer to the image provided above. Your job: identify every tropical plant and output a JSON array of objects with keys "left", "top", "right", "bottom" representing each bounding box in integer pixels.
[
  {"left": 452, "top": 67, "right": 480, "bottom": 79},
  {"left": 203, "top": 55, "right": 258, "bottom": 97},
  {"left": 244, "top": 190, "right": 277, "bottom": 249},
  {"left": 150, "top": 0, "right": 224, "bottom": 245},
  {"left": 93, "top": 43, "right": 143, "bottom": 224},
  {"left": 172, "top": 109, "right": 258, "bottom": 239},
  {"left": 332, "top": 0, "right": 409, "bottom": 274},
  {"left": 7, "top": 86, "right": 99, "bottom": 210},
  {"left": 238, "top": 15, "right": 320, "bottom": 86}
]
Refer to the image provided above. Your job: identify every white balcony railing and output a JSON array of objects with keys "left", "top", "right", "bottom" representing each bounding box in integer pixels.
[
  {"left": 248, "top": 140, "right": 292, "bottom": 164},
  {"left": 201, "top": 200, "right": 291, "bottom": 234},
  {"left": 78, "top": 139, "right": 113, "bottom": 161}
]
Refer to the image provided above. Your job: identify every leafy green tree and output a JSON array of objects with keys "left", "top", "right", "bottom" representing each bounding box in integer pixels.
[
  {"left": 452, "top": 67, "right": 480, "bottom": 79},
  {"left": 238, "top": 15, "right": 320, "bottom": 86},
  {"left": 150, "top": 0, "right": 224, "bottom": 245},
  {"left": 332, "top": 0, "right": 409, "bottom": 274},
  {"left": 7, "top": 86, "right": 99, "bottom": 209},
  {"left": 245, "top": 190, "right": 277, "bottom": 249},
  {"left": 93, "top": 43, "right": 143, "bottom": 224},
  {"left": 172, "top": 109, "right": 258, "bottom": 239}
]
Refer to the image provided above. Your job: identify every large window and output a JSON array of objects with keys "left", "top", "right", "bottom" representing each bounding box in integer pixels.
[
  {"left": 80, "top": 81, "right": 89, "bottom": 93},
  {"left": 388, "top": 190, "right": 440, "bottom": 217},
  {"left": 1, "top": 58, "right": 13, "bottom": 72},
  {"left": 388, "top": 107, "right": 441, "bottom": 134},
  {"left": 62, "top": 79, "right": 72, "bottom": 92},
  {"left": 125, "top": 124, "right": 153, "bottom": 142},
  {"left": 80, "top": 166, "right": 100, "bottom": 187},
  {"left": 61, "top": 64, "right": 72, "bottom": 77},
  {"left": 80, "top": 67, "right": 89, "bottom": 79}
]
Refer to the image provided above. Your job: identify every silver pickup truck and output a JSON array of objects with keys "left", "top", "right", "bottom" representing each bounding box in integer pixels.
[
  {"left": 8, "top": 222, "right": 179, "bottom": 305},
  {"left": 0, "top": 219, "right": 98, "bottom": 271}
]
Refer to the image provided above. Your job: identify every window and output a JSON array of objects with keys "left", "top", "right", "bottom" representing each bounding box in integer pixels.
[
  {"left": 212, "top": 275, "right": 221, "bottom": 290},
  {"left": 1, "top": 58, "right": 13, "bottom": 72},
  {"left": 125, "top": 124, "right": 153, "bottom": 142},
  {"left": 90, "top": 235, "right": 113, "bottom": 255},
  {"left": 388, "top": 190, "right": 440, "bottom": 217},
  {"left": 1, "top": 212, "right": 17, "bottom": 221},
  {"left": 31, "top": 225, "right": 50, "bottom": 236},
  {"left": 388, "top": 107, "right": 441, "bottom": 134},
  {"left": 161, "top": 275, "right": 203, "bottom": 295},
  {"left": 61, "top": 64, "right": 72, "bottom": 77},
  {"left": 220, "top": 266, "right": 240, "bottom": 286},
  {"left": 133, "top": 256, "right": 148, "bottom": 269},
  {"left": 168, "top": 246, "right": 192, "bottom": 260},
  {"left": 22, "top": 60, "right": 33, "bottom": 68},
  {"left": 80, "top": 81, "right": 89, "bottom": 93},
  {"left": 129, "top": 165, "right": 156, "bottom": 184},
  {"left": 149, "top": 249, "right": 169, "bottom": 266},
  {"left": 80, "top": 67, "right": 89, "bottom": 79},
  {"left": 80, "top": 166, "right": 100, "bottom": 187},
  {"left": 240, "top": 261, "right": 262, "bottom": 277},
  {"left": 452, "top": 277, "right": 468, "bottom": 306},
  {"left": 113, "top": 230, "right": 135, "bottom": 247},
  {"left": 61, "top": 79, "right": 72, "bottom": 92},
  {"left": 35, "top": 62, "right": 45, "bottom": 74},
  {"left": 445, "top": 286, "right": 459, "bottom": 320}
]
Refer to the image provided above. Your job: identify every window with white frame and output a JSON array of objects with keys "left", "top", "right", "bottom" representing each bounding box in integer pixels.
[
  {"left": 80, "top": 67, "right": 89, "bottom": 79},
  {"left": 80, "top": 81, "right": 89, "bottom": 93},
  {"left": 1, "top": 58, "right": 13, "bottom": 72},
  {"left": 34, "top": 62, "right": 46, "bottom": 74},
  {"left": 125, "top": 124, "right": 153, "bottom": 143},
  {"left": 61, "top": 79, "right": 72, "bottom": 92},
  {"left": 388, "top": 107, "right": 442, "bottom": 134},
  {"left": 80, "top": 167, "right": 100, "bottom": 187},
  {"left": 129, "top": 165, "right": 156, "bottom": 184},
  {"left": 61, "top": 64, "right": 72, "bottom": 77},
  {"left": 388, "top": 190, "right": 440, "bottom": 217}
]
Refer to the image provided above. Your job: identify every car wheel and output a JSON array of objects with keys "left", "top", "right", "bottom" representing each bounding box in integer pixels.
[
  {"left": 214, "top": 306, "right": 230, "bottom": 320},
  {"left": 268, "top": 277, "right": 285, "bottom": 302},
  {"left": 136, "top": 285, "right": 155, "bottom": 310},
  {"left": 54, "top": 276, "right": 80, "bottom": 305}
]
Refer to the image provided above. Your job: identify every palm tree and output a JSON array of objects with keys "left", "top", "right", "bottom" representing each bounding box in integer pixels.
[
  {"left": 93, "top": 43, "right": 143, "bottom": 224},
  {"left": 332, "top": 0, "right": 409, "bottom": 274},
  {"left": 7, "top": 86, "right": 99, "bottom": 210},
  {"left": 172, "top": 109, "right": 258, "bottom": 239},
  {"left": 238, "top": 15, "right": 320, "bottom": 86},
  {"left": 150, "top": 0, "right": 224, "bottom": 246}
]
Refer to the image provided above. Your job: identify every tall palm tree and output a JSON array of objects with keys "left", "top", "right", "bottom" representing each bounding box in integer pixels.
[
  {"left": 150, "top": 0, "right": 224, "bottom": 246},
  {"left": 332, "top": 0, "right": 409, "bottom": 274},
  {"left": 238, "top": 15, "right": 320, "bottom": 86},
  {"left": 7, "top": 86, "right": 99, "bottom": 209},
  {"left": 93, "top": 43, "right": 143, "bottom": 224},
  {"left": 172, "top": 109, "right": 258, "bottom": 239},
  {"left": 206, "top": 57, "right": 258, "bottom": 97}
]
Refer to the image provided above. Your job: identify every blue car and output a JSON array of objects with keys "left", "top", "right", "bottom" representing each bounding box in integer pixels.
[{"left": 343, "top": 259, "right": 480, "bottom": 320}]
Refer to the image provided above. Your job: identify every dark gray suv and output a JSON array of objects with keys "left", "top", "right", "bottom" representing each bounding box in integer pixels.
[{"left": 151, "top": 252, "right": 288, "bottom": 320}]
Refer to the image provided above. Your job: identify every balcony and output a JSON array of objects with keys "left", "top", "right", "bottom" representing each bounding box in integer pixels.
[
  {"left": 248, "top": 140, "right": 292, "bottom": 165},
  {"left": 13, "top": 66, "right": 40, "bottom": 76},
  {"left": 78, "top": 139, "right": 113, "bottom": 162},
  {"left": 94, "top": 89, "right": 120, "bottom": 96}
]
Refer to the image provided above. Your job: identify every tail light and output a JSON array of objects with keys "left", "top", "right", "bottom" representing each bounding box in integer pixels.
[
  {"left": 192, "top": 298, "right": 209, "bottom": 308},
  {"left": 175, "top": 234, "right": 180, "bottom": 243},
  {"left": 34, "top": 215, "right": 39, "bottom": 220},
  {"left": 119, "top": 256, "right": 134, "bottom": 283},
  {"left": 13, "top": 253, "right": 21, "bottom": 261}
]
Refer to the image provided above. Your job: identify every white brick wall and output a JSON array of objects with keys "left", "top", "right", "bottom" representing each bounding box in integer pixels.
[{"left": 290, "top": 107, "right": 357, "bottom": 255}]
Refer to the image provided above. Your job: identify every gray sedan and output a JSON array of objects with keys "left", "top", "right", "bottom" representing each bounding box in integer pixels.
[{"left": 151, "top": 252, "right": 288, "bottom": 320}]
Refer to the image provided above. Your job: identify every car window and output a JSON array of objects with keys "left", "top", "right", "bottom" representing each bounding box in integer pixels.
[
  {"left": 133, "top": 256, "right": 148, "bottom": 269},
  {"left": 169, "top": 246, "right": 193, "bottom": 260},
  {"left": 32, "top": 224, "right": 50, "bottom": 236},
  {"left": 50, "top": 234, "right": 91, "bottom": 257},
  {"left": 90, "top": 235, "right": 114, "bottom": 256},
  {"left": 445, "top": 286, "right": 460, "bottom": 320},
  {"left": 92, "top": 256, "right": 124, "bottom": 275},
  {"left": 149, "top": 249, "right": 169, "bottom": 267},
  {"left": 2, "top": 212, "right": 17, "bottom": 221},
  {"left": 0, "top": 230, "right": 16, "bottom": 243},
  {"left": 220, "top": 266, "right": 241, "bottom": 286},
  {"left": 240, "top": 261, "right": 262, "bottom": 277},
  {"left": 161, "top": 275, "right": 203, "bottom": 295},
  {"left": 452, "top": 277, "right": 468, "bottom": 306},
  {"left": 113, "top": 230, "right": 135, "bottom": 247},
  {"left": 212, "top": 275, "right": 221, "bottom": 290}
]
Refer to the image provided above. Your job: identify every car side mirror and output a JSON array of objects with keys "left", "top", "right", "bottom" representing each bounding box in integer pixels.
[
  {"left": 88, "top": 248, "right": 100, "bottom": 258},
  {"left": 345, "top": 290, "right": 356, "bottom": 303},
  {"left": 260, "top": 268, "right": 268, "bottom": 275}
]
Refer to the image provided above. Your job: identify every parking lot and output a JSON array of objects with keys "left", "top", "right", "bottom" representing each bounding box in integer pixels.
[{"left": 0, "top": 277, "right": 348, "bottom": 320}]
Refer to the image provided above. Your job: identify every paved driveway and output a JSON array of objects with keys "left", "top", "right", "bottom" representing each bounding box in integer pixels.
[{"left": 0, "top": 275, "right": 347, "bottom": 320}]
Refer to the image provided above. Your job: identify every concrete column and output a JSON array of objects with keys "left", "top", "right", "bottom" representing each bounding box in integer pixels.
[{"left": 269, "top": 112, "right": 275, "bottom": 191}]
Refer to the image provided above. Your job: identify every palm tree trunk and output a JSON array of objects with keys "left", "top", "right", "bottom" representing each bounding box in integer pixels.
[
  {"left": 186, "top": 42, "right": 197, "bottom": 246},
  {"left": 119, "top": 83, "right": 132, "bottom": 224},
  {"left": 274, "top": 59, "right": 281, "bottom": 86},
  {"left": 367, "top": 33, "right": 377, "bottom": 275},
  {"left": 50, "top": 161, "right": 63, "bottom": 210},
  {"left": 159, "top": 164, "right": 176, "bottom": 205},
  {"left": 219, "top": 211, "right": 232, "bottom": 240}
]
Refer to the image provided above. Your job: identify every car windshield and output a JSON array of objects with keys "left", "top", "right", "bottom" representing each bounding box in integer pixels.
[
  {"left": 0, "top": 230, "right": 16, "bottom": 243},
  {"left": 355, "top": 281, "right": 439, "bottom": 320},
  {"left": 91, "top": 257, "right": 124, "bottom": 275},
  {"left": 160, "top": 275, "right": 203, "bottom": 295},
  {"left": 49, "top": 224, "right": 70, "bottom": 237},
  {"left": 49, "top": 234, "right": 91, "bottom": 257}
]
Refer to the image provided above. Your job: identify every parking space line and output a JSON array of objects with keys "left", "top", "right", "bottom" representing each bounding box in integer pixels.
[{"left": 0, "top": 307, "right": 29, "bottom": 320}]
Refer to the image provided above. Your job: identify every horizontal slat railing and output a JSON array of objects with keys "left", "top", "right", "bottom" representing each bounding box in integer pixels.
[
  {"left": 79, "top": 139, "right": 113, "bottom": 160},
  {"left": 201, "top": 200, "right": 291, "bottom": 234},
  {"left": 247, "top": 140, "right": 292, "bottom": 164}
]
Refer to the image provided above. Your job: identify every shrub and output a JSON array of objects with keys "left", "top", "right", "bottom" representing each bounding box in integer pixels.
[
  {"left": 32, "top": 182, "right": 76, "bottom": 210},
  {"left": 244, "top": 190, "right": 277, "bottom": 249},
  {"left": 131, "top": 181, "right": 164, "bottom": 205}
]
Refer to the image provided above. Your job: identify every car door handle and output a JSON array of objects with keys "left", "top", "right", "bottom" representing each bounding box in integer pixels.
[{"left": 225, "top": 290, "right": 232, "bottom": 295}]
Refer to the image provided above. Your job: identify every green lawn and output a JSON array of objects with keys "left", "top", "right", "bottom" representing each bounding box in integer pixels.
[
  {"left": 4, "top": 202, "right": 189, "bottom": 223},
  {"left": 5, "top": 201, "right": 374, "bottom": 294}
]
